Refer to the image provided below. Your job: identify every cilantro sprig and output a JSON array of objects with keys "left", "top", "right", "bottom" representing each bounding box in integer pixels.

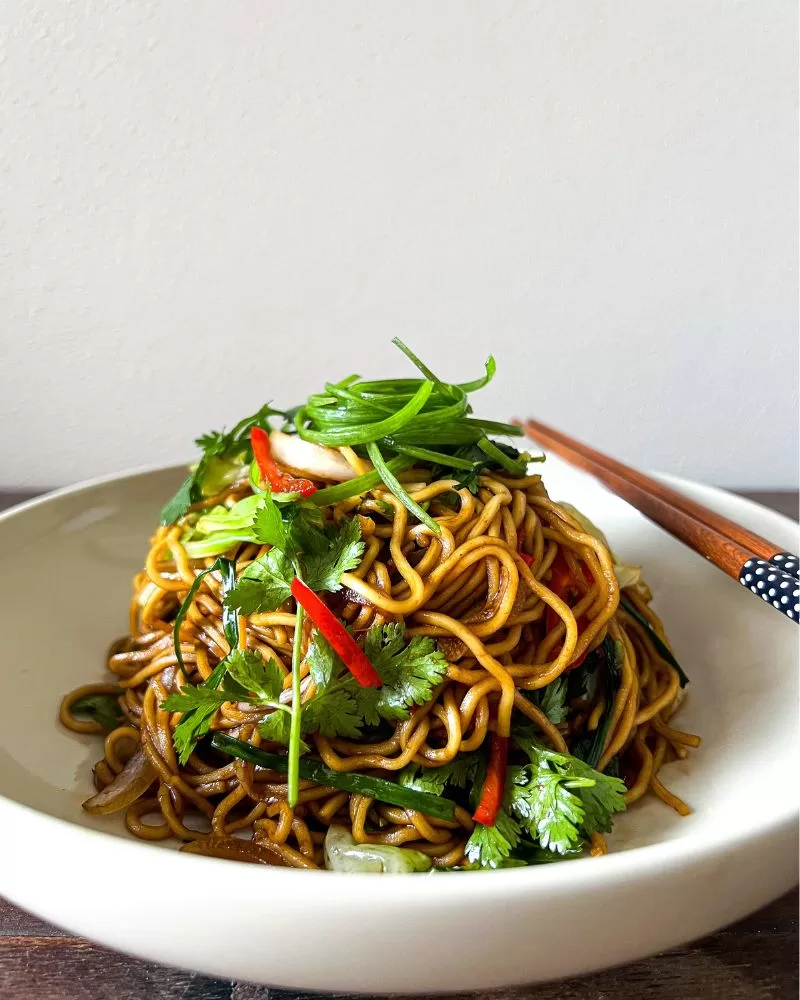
[
  {"left": 162, "top": 649, "right": 291, "bottom": 765},
  {"left": 223, "top": 501, "right": 364, "bottom": 615},
  {"left": 508, "top": 731, "right": 627, "bottom": 855},
  {"left": 258, "top": 624, "right": 449, "bottom": 749},
  {"left": 464, "top": 808, "right": 522, "bottom": 868}
]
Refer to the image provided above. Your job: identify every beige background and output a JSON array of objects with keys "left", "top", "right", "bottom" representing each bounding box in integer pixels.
[{"left": 1, "top": 1, "right": 797, "bottom": 489}]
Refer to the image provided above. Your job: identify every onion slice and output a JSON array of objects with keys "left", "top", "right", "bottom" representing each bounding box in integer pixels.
[
  {"left": 180, "top": 836, "right": 289, "bottom": 866},
  {"left": 269, "top": 430, "right": 358, "bottom": 483},
  {"left": 82, "top": 747, "right": 156, "bottom": 815}
]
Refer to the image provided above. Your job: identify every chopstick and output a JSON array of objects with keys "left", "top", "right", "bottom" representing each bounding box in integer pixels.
[{"left": 520, "top": 418, "right": 799, "bottom": 624}]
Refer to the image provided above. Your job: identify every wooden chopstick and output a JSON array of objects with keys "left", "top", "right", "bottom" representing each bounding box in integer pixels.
[{"left": 520, "top": 418, "right": 799, "bottom": 624}]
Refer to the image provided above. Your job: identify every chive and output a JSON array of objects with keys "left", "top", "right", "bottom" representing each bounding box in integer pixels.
[
  {"left": 620, "top": 596, "right": 689, "bottom": 687},
  {"left": 366, "top": 441, "right": 441, "bottom": 536},
  {"left": 211, "top": 733, "right": 456, "bottom": 820},
  {"left": 477, "top": 437, "right": 527, "bottom": 476},
  {"left": 390, "top": 337, "right": 456, "bottom": 399},
  {"left": 463, "top": 418, "right": 524, "bottom": 436},
  {"left": 456, "top": 355, "right": 497, "bottom": 393},
  {"left": 296, "top": 381, "right": 434, "bottom": 447},
  {"left": 310, "top": 457, "right": 413, "bottom": 506},
  {"left": 390, "top": 424, "right": 486, "bottom": 446},
  {"left": 323, "top": 382, "right": 394, "bottom": 414},
  {"left": 173, "top": 556, "right": 238, "bottom": 677},
  {"left": 388, "top": 443, "right": 476, "bottom": 471}
]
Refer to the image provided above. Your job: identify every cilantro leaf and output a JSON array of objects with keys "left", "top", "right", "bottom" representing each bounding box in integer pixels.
[
  {"left": 304, "top": 632, "right": 377, "bottom": 737},
  {"left": 509, "top": 762, "right": 588, "bottom": 854},
  {"left": 398, "top": 755, "right": 480, "bottom": 795},
  {"left": 283, "top": 503, "right": 329, "bottom": 557},
  {"left": 303, "top": 516, "right": 365, "bottom": 593},
  {"left": 224, "top": 548, "right": 294, "bottom": 614},
  {"left": 226, "top": 510, "right": 362, "bottom": 616},
  {"left": 162, "top": 665, "right": 230, "bottom": 766},
  {"left": 161, "top": 686, "right": 230, "bottom": 715},
  {"left": 464, "top": 808, "right": 521, "bottom": 868},
  {"left": 534, "top": 675, "right": 570, "bottom": 725},
  {"left": 159, "top": 474, "right": 196, "bottom": 526},
  {"left": 307, "top": 631, "right": 338, "bottom": 690},
  {"left": 252, "top": 495, "right": 328, "bottom": 560},
  {"left": 259, "top": 708, "right": 309, "bottom": 754},
  {"left": 224, "top": 649, "right": 285, "bottom": 703},
  {"left": 365, "top": 623, "right": 448, "bottom": 720},
  {"left": 70, "top": 692, "right": 123, "bottom": 733},
  {"left": 260, "top": 621, "right": 449, "bottom": 751},
  {"left": 302, "top": 687, "right": 364, "bottom": 740},
  {"left": 172, "top": 701, "right": 221, "bottom": 766},
  {"left": 163, "top": 650, "right": 288, "bottom": 765},
  {"left": 564, "top": 756, "right": 627, "bottom": 836},
  {"left": 251, "top": 498, "right": 286, "bottom": 549}
]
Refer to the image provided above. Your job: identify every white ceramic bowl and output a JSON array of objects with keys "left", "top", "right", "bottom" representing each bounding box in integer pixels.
[{"left": 0, "top": 461, "right": 796, "bottom": 992}]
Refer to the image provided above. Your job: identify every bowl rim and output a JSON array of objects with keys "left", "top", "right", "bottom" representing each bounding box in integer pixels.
[{"left": 0, "top": 460, "right": 797, "bottom": 904}]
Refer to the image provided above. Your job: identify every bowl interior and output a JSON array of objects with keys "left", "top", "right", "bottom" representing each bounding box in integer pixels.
[{"left": 0, "top": 461, "right": 797, "bottom": 852}]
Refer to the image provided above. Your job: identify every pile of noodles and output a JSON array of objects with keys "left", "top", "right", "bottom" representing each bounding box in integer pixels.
[{"left": 61, "top": 458, "right": 699, "bottom": 870}]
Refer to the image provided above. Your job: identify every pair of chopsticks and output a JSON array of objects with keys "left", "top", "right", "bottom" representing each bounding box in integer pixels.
[{"left": 520, "top": 418, "right": 799, "bottom": 624}]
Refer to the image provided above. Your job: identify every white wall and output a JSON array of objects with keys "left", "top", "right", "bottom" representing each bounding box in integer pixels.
[{"left": 1, "top": 1, "right": 797, "bottom": 490}]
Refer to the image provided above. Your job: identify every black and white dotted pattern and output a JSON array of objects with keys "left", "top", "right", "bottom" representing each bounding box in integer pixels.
[
  {"left": 739, "top": 558, "right": 800, "bottom": 622},
  {"left": 769, "top": 551, "right": 799, "bottom": 579}
]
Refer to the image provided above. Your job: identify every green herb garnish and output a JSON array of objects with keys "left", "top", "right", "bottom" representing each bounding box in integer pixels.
[
  {"left": 398, "top": 754, "right": 480, "bottom": 796},
  {"left": 211, "top": 732, "right": 456, "bottom": 821},
  {"left": 464, "top": 808, "right": 522, "bottom": 869},
  {"left": 222, "top": 497, "right": 364, "bottom": 616},
  {"left": 291, "top": 338, "right": 526, "bottom": 520},
  {"left": 509, "top": 732, "right": 627, "bottom": 855},
  {"left": 162, "top": 650, "right": 292, "bottom": 766},
  {"left": 70, "top": 692, "right": 123, "bottom": 732},
  {"left": 258, "top": 624, "right": 449, "bottom": 750}
]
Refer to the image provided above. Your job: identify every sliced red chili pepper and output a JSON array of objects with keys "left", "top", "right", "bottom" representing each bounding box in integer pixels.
[
  {"left": 473, "top": 733, "right": 508, "bottom": 826},
  {"left": 290, "top": 577, "right": 382, "bottom": 688},
  {"left": 250, "top": 426, "right": 317, "bottom": 498}
]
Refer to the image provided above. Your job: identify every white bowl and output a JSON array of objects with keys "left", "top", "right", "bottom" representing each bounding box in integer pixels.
[{"left": 0, "top": 461, "right": 796, "bottom": 992}]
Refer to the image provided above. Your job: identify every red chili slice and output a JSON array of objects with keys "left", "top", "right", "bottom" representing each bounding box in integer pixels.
[
  {"left": 472, "top": 734, "right": 509, "bottom": 826},
  {"left": 290, "top": 577, "right": 382, "bottom": 688},
  {"left": 250, "top": 427, "right": 317, "bottom": 498}
]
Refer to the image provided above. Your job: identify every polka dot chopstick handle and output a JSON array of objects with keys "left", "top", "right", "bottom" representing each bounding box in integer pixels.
[
  {"left": 739, "top": 558, "right": 800, "bottom": 622},
  {"left": 769, "top": 552, "right": 799, "bottom": 578}
]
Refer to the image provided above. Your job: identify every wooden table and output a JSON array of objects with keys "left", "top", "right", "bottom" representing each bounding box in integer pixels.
[{"left": 0, "top": 489, "right": 796, "bottom": 1000}]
